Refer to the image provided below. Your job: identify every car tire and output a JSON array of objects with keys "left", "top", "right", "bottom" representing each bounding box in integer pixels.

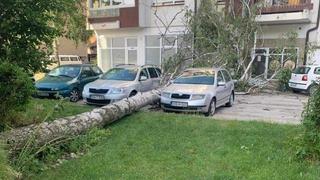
[
  {"left": 70, "top": 89, "right": 80, "bottom": 102},
  {"left": 308, "top": 85, "right": 318, "bottom": 96},
  {"left": 205, "top": 98, "right": 216, "bottom": 117},
  {"left": 226, "top": 92, "right": 234, "bottom": 107},
  {"left": 129, "top": 91, "right": 137, "bottom": 97}
]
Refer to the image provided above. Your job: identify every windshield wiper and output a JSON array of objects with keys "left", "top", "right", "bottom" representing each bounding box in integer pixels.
[{"left": 58, "top": 74, "right": 73, "bottom": 78}]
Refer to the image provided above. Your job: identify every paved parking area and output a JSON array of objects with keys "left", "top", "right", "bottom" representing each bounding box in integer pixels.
[{"left": 213, "top": 93, "right": 309, "bottom": 124}]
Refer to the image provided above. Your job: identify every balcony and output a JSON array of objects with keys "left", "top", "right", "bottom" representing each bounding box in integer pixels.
[
  {"left": 255, "top": 0, "right": 313, "bottom": 25},
  {"left": 87, "top": 0, "right": 139, "bottom": 29},
  {"left": 260, "top": 0, "right": 313, "bottom": 14}
]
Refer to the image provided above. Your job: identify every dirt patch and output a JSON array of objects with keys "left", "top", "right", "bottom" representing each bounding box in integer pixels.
[{"left": 213, "top": 93, "right": 308, "bottom": 124}]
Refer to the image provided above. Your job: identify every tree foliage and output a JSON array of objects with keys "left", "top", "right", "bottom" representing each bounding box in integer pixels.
[{"left": 0, "top": 0, "right": 89, "bottom": 73}]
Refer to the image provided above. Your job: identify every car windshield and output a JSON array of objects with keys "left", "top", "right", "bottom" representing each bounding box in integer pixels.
[
  {"left": 294, "top": 67, "right": 310, "bottom": 74},
  {"left": 48, "top": 66, "right": 81, "bottom": 78},
  {"left": 101, "top": 68, "right": 138, "bottom": 81},
  {"left": 174, "top": 70, "right": 215, "bottom": 85}
]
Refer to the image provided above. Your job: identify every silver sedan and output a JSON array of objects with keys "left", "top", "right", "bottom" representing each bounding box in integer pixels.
[{"left": 161, "top": 68, "right": 234, "bottom": 116}]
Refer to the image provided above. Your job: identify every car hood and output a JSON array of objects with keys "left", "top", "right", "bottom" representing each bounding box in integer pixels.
[
  {"left": 163, "top": 83, "right": 214, "bottom": 94},
  {"left": 35, "top": 76, "right": 74, "bottom": 89},
  {"left": 86, "top": 79, "right": 134, "bottom": 89}
]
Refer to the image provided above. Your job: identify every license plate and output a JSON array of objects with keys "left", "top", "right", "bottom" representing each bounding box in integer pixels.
[
  {"left": 171, "top": 101, "right": 188, "bottom": 107},
  {"left": 90, "top": 95, "right": 105, "bottom": 100},
  {"left": 38, "top": 92, "right": 49, "bottom": 97},
  {"left": 290, "top": 83, "right": 296, "bottom": 87}
]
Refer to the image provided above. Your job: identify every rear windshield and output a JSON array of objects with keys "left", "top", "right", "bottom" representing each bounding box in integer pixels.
[{"left": 294, "top": 67, "right": 310, "bottom": 74}]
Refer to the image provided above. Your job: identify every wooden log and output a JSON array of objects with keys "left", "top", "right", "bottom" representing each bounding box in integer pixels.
[{"left": 1, "top": 90, "right": 160, "bottom": 153}]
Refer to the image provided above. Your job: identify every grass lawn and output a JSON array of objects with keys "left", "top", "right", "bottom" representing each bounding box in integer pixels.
[
  {"left": 31, "top": 111, "right": 320, "bottom": 179},
  {"left": 14, "top": 98, "right": 93, "bottom": 127}
]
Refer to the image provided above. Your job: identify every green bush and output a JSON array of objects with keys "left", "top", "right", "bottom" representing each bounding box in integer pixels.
[
  {"left": 0, "top": 62, "right": 34, "bottom": 130},
  {"left": 296, "top": 84, "right": 320, "bottom": 160},
  {"left": 277, "top": 68, "right": 292, "bottom": 92}
]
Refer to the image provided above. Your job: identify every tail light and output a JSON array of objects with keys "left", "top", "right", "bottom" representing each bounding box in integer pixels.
[{"left": 302, "top": 75, "right": 308, "bottom": 81}]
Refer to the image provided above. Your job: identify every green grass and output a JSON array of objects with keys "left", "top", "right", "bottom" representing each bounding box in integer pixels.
[
  {"left": 13, "top": 98, "right": 93, "bottom": 127},
  {"left": 0, "top": 144, "right": 15, "bottom": 180},
  {"left": 31, "top": 112, "right": 320, "bottom": 179}
]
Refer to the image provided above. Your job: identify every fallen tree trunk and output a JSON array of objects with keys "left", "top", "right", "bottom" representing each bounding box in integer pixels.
[{"left": 1, "top": 90, "right": 160, "bottom": 153}]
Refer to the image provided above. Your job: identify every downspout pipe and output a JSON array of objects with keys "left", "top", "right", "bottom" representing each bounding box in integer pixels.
[{"left": 304, "top": 1, "right": 320, "bottom": 65}]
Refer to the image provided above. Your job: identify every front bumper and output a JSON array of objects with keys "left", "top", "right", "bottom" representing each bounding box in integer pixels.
[
  {"left": 83, "top": 92, "right": 128, "bottom": 105},
  {"left": 36, "top": 89, "right": 71, "bottom": 98},
  {"left": 160, "top": 97, "right": 209, "bottom": 113}
]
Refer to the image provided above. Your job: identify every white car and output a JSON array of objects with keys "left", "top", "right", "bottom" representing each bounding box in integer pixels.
[
  {"left": 161, "top": 68, "right": 234, "bottom": 116},
  {"left": 288, "top": 65, "right": 320, "bottom": 94}
]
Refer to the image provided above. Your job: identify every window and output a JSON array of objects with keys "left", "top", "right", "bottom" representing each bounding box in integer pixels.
[
  {"left": 222, "top": 70, "right": 231, "bottom": 82},
  {"left": 140, "top": 69, "right": 149, "bottom": 79},
  {"left": 145, "top": 34, "right": 192, "bottom": 66},
  {"left": 81, "top": 67, "right": 94, "bottom": 77},
  {"left": 91, "top": 66, "right": 102, "bottom": 75},
  {"left": 90, "top": 0, "right": 135, "bottom": 9},
  {"left": 70, "top": 57, "right": 78, "bottom": 61},
  {"left": 153, "top": 0, "right": 185, "bottom": 6},
  {"left": 148, "top": 68, "right": 159, "bottom": 78},
  {"left": 155, "top": 68, "right": 162, "bottom": 77},
  {"left": 294, "top": 67, "right": 310, "bottom": 74},
  {"left": 217, "top": 71, "right": 225, "bottom": 83},
  {"left": 314, "top": 67, "right": 320, "bottom": 75},
  {"left": 60, "top": 57, "right": 69, "bottom": 61}
]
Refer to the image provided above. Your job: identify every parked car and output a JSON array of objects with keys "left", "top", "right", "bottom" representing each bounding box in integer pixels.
[
  {"left": 35, "top": 64, "right": 103, "bottom": 102},
  {"left": 288, "top": 65, "right": 320, "bottom": 95},
  {"left": 161, "top": 68, "right": 234, "bottom": 116},
  {"left": 82, "top": 64, "right": 161, "bottom": 105}
]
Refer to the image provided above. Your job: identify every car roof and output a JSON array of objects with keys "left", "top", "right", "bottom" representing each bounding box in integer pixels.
[
  {"left": 184, "top": 67, "right": 223, "bottom": 72},
  {"left": 59, "top": 64, "right": 96, "bottom": 67},
  {"left": 115, "top": 64, "right": 160, "bottom": 68}
]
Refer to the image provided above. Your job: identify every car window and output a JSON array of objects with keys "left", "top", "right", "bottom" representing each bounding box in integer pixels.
[
  {"left": 60, "top": 57, "right": 69, "bottom": 61},
  {"left": 101, "top": 68, "right": 138, "bottom": 81},
  {"left": 70, "top": 57, "right": 78, "bottom": 61},
  {"left": 222, "top": 70, "right": 231, "bottom": 82},
  {"left": 148, "top": 68, "right": 158, "bottom": 78},
  {"left": 155, "top": 68, "right": 161, "bottom": 77},
  {"left": 48, "top": 66, "right": 80, "bottom": 78},
  {"left": 140, "top": 69, "right": 149, "bottom": 79},
  {"left": 91, "top": 66, "right": 102, "bottom": 76},
  {"left": 294, "top": 67, "right": 310, "bottom": 74},
  {"left": 217, "top": 71, "right": 225, "bottom": 82},
  {"left": 81, "top": 67, "right": 93, "bottom": 77},
  {"left": 314, "top": 67, "right": 320, "bottom": 75}
]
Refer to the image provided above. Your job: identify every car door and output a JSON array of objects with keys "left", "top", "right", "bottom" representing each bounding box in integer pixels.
[
  {"left": 222, "top": 70, "right": 233, "bottom": 95},
  {"left": 313, "top": 67, "right": 320, "bottom": 83},
  {"left": 79, "top": 66, "right": 96, "bottom": 91},
  {"left": 139, "top": 68, "right": 153, "bottom": 92},
  {"left": 216, "top": 71, "right": 228, "bottom": 107},
  {"left": 147, "top": 67, "right": 161, "bottom": 89}
]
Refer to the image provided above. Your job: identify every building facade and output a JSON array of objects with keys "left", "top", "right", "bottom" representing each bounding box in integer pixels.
[
  {"left": 87, "top": 0, "right": 320, "bottom": 76},
  {"left": 87, "top": 0, "right": 195, "bottom": 71}
]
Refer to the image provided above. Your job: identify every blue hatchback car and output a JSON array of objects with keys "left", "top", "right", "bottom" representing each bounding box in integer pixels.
[{"left": 35, "top": 64, "right": 103, "bottom": 102}]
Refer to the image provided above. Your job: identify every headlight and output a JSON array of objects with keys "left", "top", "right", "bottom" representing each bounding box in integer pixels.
[
  {"left": 191, "top": 94, "right": 205, "bottom": 100},
  {"left": 110, "top": 88, "right": 124, "bottom": 94},
  {"left": 161, "top": 92, "right": 171, "bottom": 98}
]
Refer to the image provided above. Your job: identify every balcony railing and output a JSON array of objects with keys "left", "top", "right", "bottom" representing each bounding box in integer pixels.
[
  {"left": 88, "top": 8, "right": 120, "bottom": 18},
  {"left": 259, "top": 0, "right": 313, "bottom": 14}
]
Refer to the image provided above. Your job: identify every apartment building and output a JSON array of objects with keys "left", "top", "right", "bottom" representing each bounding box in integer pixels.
[
  {"left": 87, "top": 0, "right": 195, "bottom": 71},
  {"left": 253, "top": 0, "right": 320, "bottom": 78}
]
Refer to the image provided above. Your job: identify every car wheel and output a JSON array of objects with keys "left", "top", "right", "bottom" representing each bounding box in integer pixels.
[
  {"left": 226, "top": 92, "right": 234, "bottom": 107},
  {"left": 129, "top": 91, "right": 137, "bottom": 97},
  {"left": 205, "top": 98, "right": 216, "bottom": 116},
  {"left": 308, "top": 85, "right": 318, "bottom": 96},
  {"left": 70, "top": 89, "right": 80, "bottom": 102}
]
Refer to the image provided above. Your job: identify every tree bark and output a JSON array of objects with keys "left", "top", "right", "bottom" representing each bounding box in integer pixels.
[{"left": 1, "top": 90, "right": 160, "bottom": 153}]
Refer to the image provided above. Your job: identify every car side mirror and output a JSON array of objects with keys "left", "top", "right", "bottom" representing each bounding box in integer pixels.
[
  {"left": 218, "top": 81, "right": 226, "bottom": 86},
  {"left": 140, "top": 75, "right": 147, "bottom": 81}
]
